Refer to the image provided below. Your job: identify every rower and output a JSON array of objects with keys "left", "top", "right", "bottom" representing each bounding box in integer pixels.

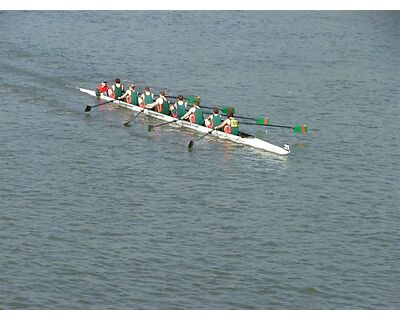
[
  {"left": 181, "top": 101, "right": 205, "bottom": 126},
  {"left": 205, "top": 108, "right": 222, "bottom": 129},
  {"left": 140, "top": 87, "right": 154, "bottom": 108},
  {"left": 145, "top": 90, "right": 170, "bottom": 115},
  {"left": 108, "top": 78, "right": 125, "bottom": 100},
  {"left": 170, "top": 95, "right": 188, "bottom": 119},
  {"left": 119, "top": 84, "right": 139, "bottom": 105},
  {"left": 95, "top": 81, "right": 109, "bottom": 97},
  {"left": 214, "top": 111, "right": 239, "bottom": 135}
]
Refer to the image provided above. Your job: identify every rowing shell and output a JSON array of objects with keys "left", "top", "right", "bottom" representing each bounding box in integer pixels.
[{"left": 79, "top": 88, "right": 290, "bottom": 156}]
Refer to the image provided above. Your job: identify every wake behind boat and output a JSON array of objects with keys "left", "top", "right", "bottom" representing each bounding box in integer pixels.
[{"left": 79, "top": 87, "right": 291, "bottom": 156}]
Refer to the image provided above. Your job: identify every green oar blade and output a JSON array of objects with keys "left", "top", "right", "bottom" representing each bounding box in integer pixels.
[
  {"left": 292, "top": 125, "right": 308, "bottom": 134},
  {"left": 187, "top": 96, "right": 201, "bottom": 105},
  {"left": 255, "top": 117, "right": 269, "bottom": 125},
  {"left": 220, "top": 106, "right": 235, "bottom": 114}
]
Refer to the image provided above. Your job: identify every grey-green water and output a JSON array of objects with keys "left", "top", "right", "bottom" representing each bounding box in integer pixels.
[{"left": 0, "top": 11, "right": 399, "bottom": 309}]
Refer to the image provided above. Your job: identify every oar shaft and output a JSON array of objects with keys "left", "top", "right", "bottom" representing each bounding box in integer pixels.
[
  {"left": 85, "top": 99, "right": 117, "bottom": 112},
  {"left": 151, "top": 121, "right": 172, "bottom": 129},
  {"left": 188, "top": 128, "right": 217, "bottom": 149},
  {"left": 150, "top": 119, "right": 177, "bottom": 129},
  {"left": 240, "top": 122, "right": 308, "bottom": 134},
  {"left": 124, "top": 108, "right": 146, "bottom": 126},
  {"left": 88, "top": 99, "right": 116, "bottom": 108},
  {"left": 231, "top": 115, "right": 255, "bottom": 121},
  {"left": 240, "top": 122, "right": 293, "bottom": 129},
  {"left": 195, "top": 128, "right": 217, "bottom": 142},
  {"left": 134, "top": 108, "right": 145, "bottom": 119}
]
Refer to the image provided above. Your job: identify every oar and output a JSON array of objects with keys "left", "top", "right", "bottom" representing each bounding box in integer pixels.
[
  {"left": 148, "top": 119, "right": 178, "bottom": 131},
  {"left": 201, "top": 105, "right": 236, "bottom": 114},
  {"left": 203, "top": 111, "right": 269, "bottom": 123},
  {"left": 166, "top": 94, "right": 199, "bottom": 102},
  {"left": 165, "top": 94, "right": 236, "bottom": 115},
  {"left": 183, "top": 97, "right": 236, "bottom": 114},
  {"left": 235, "top": 115, "right": 269, "bottom": 122},
  {"left": 188, "top": 128, "right": 218, "bottom": 149},
  {"left": 241, "top": 119, "right": 308, "bottom": 134},
  {"left": 123, "top": 108, "right": 146, "bottom": 126},
  {"left": 165, "top": 94, "right": 180, "bottom": 100},
  {"left": 85, "top": 99, "right": 116, "bottom": 112},
  {"left": 180, "top": 96, "right": 237, "bottom": 114}
]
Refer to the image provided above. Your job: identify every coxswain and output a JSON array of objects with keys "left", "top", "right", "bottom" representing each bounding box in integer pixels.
[
  {"left": 145, "top": 90, "right": 170, "bottom": 115},
  {"left": 108, "top": 78, "right": 125, "bottom": 100},
  {"left": 119, "top": 84, "right": 139, "bottom": 105},
  {"left": 95, "top": 81, "right": 109, "bottom": 97},
  {"left": 169, "top": 95, "right": 188, "bottom": 119},
  {"left": 180, "top": 101, "right": 204, "bottom": 125},
  {"left": 140, "top": 87, "right": 154, "bottom": 108},
  {"left": 214, "top": 111, "right": 239, "bottom": 135},
  {"left": 205, "top": 108, "right": 222, "bottom": 129}
]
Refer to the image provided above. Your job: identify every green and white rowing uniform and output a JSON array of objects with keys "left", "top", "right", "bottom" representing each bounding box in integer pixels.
[
  {"left": 171, "top": 101, "right": 187, "bottom": 119},
  {"left": 157, "top": 97, "right": 170, "bottom": 115},
  {"left": 210, "top": 114, "right": 222, "bottom": 128},
  {"left": 113, "top": 84, "right": 124, "bottom": 99},
  {"left": 143, "top": 92, "right": 154, "bottom": 104},
  {"left": 127, "top": 89, "right": 139, "bottom": 105}
]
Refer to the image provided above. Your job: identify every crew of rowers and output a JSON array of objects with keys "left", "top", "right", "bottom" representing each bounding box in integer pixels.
[{"left": 96, "top": 79, "right": 239, "bottom": 135}]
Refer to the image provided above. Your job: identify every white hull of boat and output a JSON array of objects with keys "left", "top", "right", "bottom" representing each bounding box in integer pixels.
[{"left": 79, "top": 88, "right": 290, "bottom": 156}]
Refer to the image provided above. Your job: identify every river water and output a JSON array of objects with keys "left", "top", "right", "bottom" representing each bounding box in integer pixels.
[{"left": 0, "top": 11, "right": 399, "bottom": 309}]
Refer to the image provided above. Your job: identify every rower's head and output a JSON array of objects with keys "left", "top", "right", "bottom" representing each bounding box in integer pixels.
[
  {"left": 178, "top": 95, "right": 184, "bottom": 101},
  {"left": 159, "top": 91, "right": 166, "bottom": 97},
  {"left": 101, "top": 81, "right": 107, "bottom": 87},
  {"left": 227, "top": 111, "right": 234, "bottom": 118},
  {"left": 213, "top": 108, "right": 219, "bottom": 114},
  {"left": 144, "top": 87, "right": 150, "bottom": 92},
  {"left": 194, "top": 101, "right": 199, "bottom": 106},
  {"left": 115, "top": 78, "right": 121, "bottom": 84},
  {"left": 130, "top": 84, "right": 136, "bottom": 89}
]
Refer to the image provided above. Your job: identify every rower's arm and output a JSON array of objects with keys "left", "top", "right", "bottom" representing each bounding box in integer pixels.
[
  {"left": 180, "top": 107, "right": 193, "bottom": 120},
  {"left": 119, "top": 91, "right": 128, "bottom": 100},
  {"left": 145, "top": 101, "right": 157, "bottom": 109},
  {"left": 146, "top": 97, "right": 163, "bottom": 109},
  {"left": 215, "top": 119, "right": 229, "bottom": 130}
]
